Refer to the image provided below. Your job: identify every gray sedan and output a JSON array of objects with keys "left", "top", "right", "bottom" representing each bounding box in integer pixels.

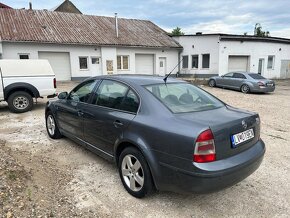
[
  {"left": 208, "top": 72, "right": 275, "bottom": 93},
  {"left": 45, "top": 75, "right": 265, "bottom": 198}
]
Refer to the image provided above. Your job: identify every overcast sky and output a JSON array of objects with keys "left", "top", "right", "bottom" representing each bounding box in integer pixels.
[{"left": 5, "top": 0, "right": 290, "bottom": 38}]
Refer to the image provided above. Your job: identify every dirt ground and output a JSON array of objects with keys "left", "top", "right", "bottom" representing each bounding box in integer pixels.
[{"left": 0, "top": 80, "right": 289, "bottom": 217}]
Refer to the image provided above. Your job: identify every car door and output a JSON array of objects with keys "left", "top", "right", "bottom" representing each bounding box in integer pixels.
[
  {"left": 232, "top": 73, "right": 246, "bottom": 89},
  {"left": 83, "top": 79, "right": 139, "bottom": 155},
  {"left": 219, "top": 73, "right": 234, "bottom": 87},
  {"left": 56, "top": 79, "right": 99, "bottom": 139}
]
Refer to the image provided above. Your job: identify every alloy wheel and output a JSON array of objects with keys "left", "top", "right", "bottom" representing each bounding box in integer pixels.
[{"left": 47, "top": 115, "right": 56, "bottom": 136}]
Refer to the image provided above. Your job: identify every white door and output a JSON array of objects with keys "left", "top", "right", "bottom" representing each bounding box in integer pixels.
[
  {"left": 38, "top": 52, "right": 71, "bottom": 81},
  {"left": 135, "top": 54, "right": 154, "bottom": 74},
  {"left": 280, "top": 60, "right": 290, "bottom": 79},
  {"left": 159, "top": 57, "right": 166, "bottom": 76},
  {"left": 91, "top": 57, "right": 102, "bottom": 76},
  {"left": 228, "top": 56, "right": 249, "bottom": 72}
]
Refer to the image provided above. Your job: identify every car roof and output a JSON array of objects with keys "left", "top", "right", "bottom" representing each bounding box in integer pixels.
[{"left": 91, "top": 74, "right": 185, "bottom": 86}]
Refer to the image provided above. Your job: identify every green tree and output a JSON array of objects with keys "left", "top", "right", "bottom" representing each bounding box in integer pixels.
[
  {"left": 171, "top": 27, "right": 185, "bottom": 36},
  {"left": 254, "top": 23, "right": 270, "bottom": 37}
]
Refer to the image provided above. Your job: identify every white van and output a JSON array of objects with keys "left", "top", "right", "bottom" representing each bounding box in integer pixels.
[{"left": 0, "top": 60, "right": 56, "bottom": 113}]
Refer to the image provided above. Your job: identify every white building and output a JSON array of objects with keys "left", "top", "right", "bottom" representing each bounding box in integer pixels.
[
  {"left": 173, "top": 34, "right": 290, "bottom": 79},
  {"left": 0, "top": 9, "right": 181, "bottom": 81}
]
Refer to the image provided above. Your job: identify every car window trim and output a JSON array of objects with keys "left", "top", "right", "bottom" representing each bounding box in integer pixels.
[{"left": 92, "top": 78, "right": 141, "bottom": 114}]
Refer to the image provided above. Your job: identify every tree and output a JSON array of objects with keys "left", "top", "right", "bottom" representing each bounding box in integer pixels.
[
  {"left": 254, "top": 23, "right": 270, "bottom": 37},
  {"left": 171, "top": 27, "right": 184, "bottom": 36}
]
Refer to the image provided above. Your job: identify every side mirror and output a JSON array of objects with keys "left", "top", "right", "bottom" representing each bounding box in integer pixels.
[{"left": 58, "top": 92, "right": 68, "bottom": 99}]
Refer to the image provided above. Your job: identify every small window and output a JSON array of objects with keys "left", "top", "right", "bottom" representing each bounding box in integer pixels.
[
  {"left": 233, "top": 73, "right": 246, "bottom": 79},
  {"left": 202, "top": 54, "right": 210, "bottom": 68},
  {"left": 79, "top": 57, "right": 88, "bottom": 70},
  {"left": 68, "top": 80, "right": 97, "bottom": 103},
  {"left": 19, "top": 54, "right": 29, "bottom": 59},
  {"left": 182, "top": 56, "right": 188, "bottom": 68},
  {"left": 92, "top": 57, "right": 100, "bottom": 64},
  {"left": 191, "top": 55, "right": 198, "bottom": 69},
  {"left": 117, "top": 55, "right": 129, "bottom": 70},
  {"left": 267, "top": 56, "right": 274, "bottom": 69}
]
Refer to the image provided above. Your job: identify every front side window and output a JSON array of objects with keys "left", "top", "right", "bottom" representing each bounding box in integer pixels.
[
  {"left": 145, "top": 83, "right": 224, "bottom": 113},
  {"left": 267, "top": 56, "right": 274, "bottom": 69},
  {"left": 202, "top": 54, "right": 210, "bottom": 68},
  {"left": 117, "top": 55, "right": 129, "bottom": 70},
  {"left": 95, "top": 80, "right": 139, "bottom": 113},
  {"left": 182, "top": 56, "right": 188, "bottom": 68},
  {"left": 68, "top": 80, "right": 97, "bottom": 103},
  {"left": 79, "top": 57, "right": 88, "bottom": 70},
  {"left": 223, "top": 73, "right": 234, "bottom": 78},
  {"left": 192, "top": 55, "right": 198, "bottom": 69},
  {"left": 233, "top": 73, "right": 246, "bottom": 79}
]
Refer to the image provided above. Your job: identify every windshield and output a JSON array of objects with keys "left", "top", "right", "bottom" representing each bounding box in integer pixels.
[
  {"left": 145, "top": 83, "right": 224, "bottom": 113},
  {"left": 248, "top": 73, "right": 266, "bottom": 79}
]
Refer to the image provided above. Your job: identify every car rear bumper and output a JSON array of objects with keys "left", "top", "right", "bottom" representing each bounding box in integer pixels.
[
  {"left": 251, "top": 86, "right": 275, "bottom": 93},
  {"left": 157, "top": 139, "right": 265, "bottom": 193}
]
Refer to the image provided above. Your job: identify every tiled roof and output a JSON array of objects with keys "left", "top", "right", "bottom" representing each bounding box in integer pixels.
[{"left": 0, "top": 8, "right": 181, "bottom": 48}]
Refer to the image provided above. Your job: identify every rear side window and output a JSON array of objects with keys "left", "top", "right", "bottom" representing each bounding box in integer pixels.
[
  {"left": 94, "top": 80, "right": 139, "bottom": 113},
  {"left": 233, "top": 73, "right": 246, "bottom": 79},
  {"left": 68, "top": 80, "right": 98, "bottom": 103},
  {"left": 248, "top": 73, "right": 266, "bottom": 79}
]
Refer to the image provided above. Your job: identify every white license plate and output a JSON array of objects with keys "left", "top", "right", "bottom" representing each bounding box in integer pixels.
[
  {"left": 231, "top": 129, "right": 254, "bottom": 148},
  {"left": 267, "top": 83, "right": 274, "bottom": 87}
]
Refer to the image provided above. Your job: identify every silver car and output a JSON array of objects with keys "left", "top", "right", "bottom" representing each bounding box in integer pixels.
[{"left": 208, "top": 72, "right": 275, "bottom": 93}]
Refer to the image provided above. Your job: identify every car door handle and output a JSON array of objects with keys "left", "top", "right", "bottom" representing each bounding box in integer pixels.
[
  {"left": 78, "top": 110, "right": 84, "bottom": 117},
  {"left": 113, "top": 120, "right": 124, "bottom": 128}
]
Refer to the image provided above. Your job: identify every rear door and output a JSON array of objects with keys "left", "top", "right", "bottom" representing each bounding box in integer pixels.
[
  {"left": 83, "top": 79, "right": 139, "bottom": 155},
  {"left": 232, "top": 73, "right": 247, "bottom": 89},
  {"left": 56, "top": 79, "right": 99, "bottom": 139}
]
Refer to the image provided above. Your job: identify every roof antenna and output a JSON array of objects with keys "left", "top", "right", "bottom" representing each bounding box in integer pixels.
[{"left": 163, "top": 57, "right": 183, "bottom": 83}]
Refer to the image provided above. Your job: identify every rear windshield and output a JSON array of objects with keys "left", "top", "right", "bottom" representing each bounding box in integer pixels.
[
  {"left": 248, "top": 73, "right": 266, "bottom": 79},
  {"left": 145, "top": 83, "right": 224, "bottom": 113}
]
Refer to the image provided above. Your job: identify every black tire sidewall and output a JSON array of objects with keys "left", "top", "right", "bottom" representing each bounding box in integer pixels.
[
  {"left": 241, "top": 84, "right": 250, "bottom": 93},
  {"left": 209, "top": 79, "right": 215, "bottom": 87},
  {"left": 7, "top": 91, "right": 33, "bottom": 113},
  {"left": 118, "top": 147, "right": 153, "bottom": 198},
  {"left": 45, "top": 111, "right": 62, "bottom": 139}
]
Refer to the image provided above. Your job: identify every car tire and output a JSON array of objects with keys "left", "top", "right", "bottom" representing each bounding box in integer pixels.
[
  {"left": 208, "top": 79, "right": 216, "bottom": 87},
  {"left": 241, "top": 84, "right": 250, "bottom": 94},
  {"left": 7, "top": 91, "right": 33, "bottom": 113},
  {"left": 46, "top": 111, "right": 62, "bottom": 139},
  {"left": 118, "top": 147, "right": 154, "bottom": 198}
]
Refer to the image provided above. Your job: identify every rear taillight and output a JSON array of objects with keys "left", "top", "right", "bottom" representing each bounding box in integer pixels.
[
  {"left": 53, "top": 78, "right": 57, "bottom": 88},
  {"left": 193, "top": 129, "right": 216, "bottom": 163},
  {"left": 257, "top": 81, "right": 265, "bottom": 87}
]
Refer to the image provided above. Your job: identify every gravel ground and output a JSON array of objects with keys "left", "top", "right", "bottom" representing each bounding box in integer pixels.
[{"left": 0, "top": 80, "right": 289, "bottom": 217}]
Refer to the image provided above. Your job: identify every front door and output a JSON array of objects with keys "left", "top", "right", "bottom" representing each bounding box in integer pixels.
[
  {"left": 159, "top": 57, "right": 166, "bottom": 76},
  {"left": 83, "top": 79, "right": 139, "bottom": 155},
  {"left": 91, "top": 57, "right": 102, "bottom": 76},
  {"left": 258, "top": 59, "right": 264, "bottom": 75},
  {"left": 56, "top": 79, "right": 99, "bottom": 139}
]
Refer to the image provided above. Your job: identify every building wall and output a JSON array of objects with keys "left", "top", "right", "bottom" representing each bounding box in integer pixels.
[
  {"left": 2, "top": 42, "right": 179, "bottom": 79},
  {"left": 173, "top": 35, "right": 220, "bottom": 76},
  {"left": 219, "top": 40, "right": 290, "bottom": 78}
]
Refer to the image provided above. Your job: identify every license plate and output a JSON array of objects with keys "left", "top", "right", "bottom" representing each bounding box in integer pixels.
[
  {"left": 231, "top": 129, "right": 254, "bottom": 148},
  {"left": 267, "top": 83, "right": 274, "bottom": 87}
]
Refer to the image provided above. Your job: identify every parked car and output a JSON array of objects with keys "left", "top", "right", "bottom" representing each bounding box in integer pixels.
[
  {"left": 0, "top": 60, "right": 56, "bottom": 113},
  {"left": 208, "top": 72, "right": 275, "bottom": 93},
  {"left": 45, "top": 75, "right": 265, "bottom": 198}
]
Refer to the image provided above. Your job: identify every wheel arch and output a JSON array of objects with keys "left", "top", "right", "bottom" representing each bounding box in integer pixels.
[{"left": 4, "top": 82, "right": 40, "bottom": 100}]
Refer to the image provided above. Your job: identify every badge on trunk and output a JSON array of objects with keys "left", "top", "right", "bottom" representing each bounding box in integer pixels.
[{"left": 242, "top": 120, "right": 247, "bottom": 129}]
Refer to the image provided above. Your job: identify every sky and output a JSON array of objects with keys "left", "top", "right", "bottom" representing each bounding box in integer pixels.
[{"left": 4, "top": 0, "right": 290, "bottom": 38}]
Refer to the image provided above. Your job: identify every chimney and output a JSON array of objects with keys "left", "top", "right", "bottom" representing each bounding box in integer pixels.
[
  {"left": 115, "top": 13, "right": 119, "bottom": 38},
  {"left": 196, "top": 32, "right": 202, "bottom": 35},
  {"left": 29, "top": 1, "right": 32, "bottom": 10}
]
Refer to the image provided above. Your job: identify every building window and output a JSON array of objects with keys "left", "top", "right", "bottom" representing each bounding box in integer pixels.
[
  {"left": 19, "top": 54, "right": 29, "bottom": 59},
  {"left": 79, "top": 57, "right": 88, "bottom": 70},
  {"left": 267, "top": 56, "right": 274, "bottom": 69},
  {"left": 191, "top": 55, "right": 198, "bottom": 69},
  {"left": 117, "top": 55, "right": 129, "bottom": 70},
  {"left": 202, "top": 54, "right": 210, "bottom": 68},
  {"left": 92, "top": 57, "right": 100, "bottom": 64},
  {"left": 182, "top": 55, "right": 188, "bottom": 68}
]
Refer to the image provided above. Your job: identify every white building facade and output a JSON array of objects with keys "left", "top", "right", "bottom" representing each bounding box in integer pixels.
[{"left": 173, "top": 34, "right": 290, "bottom": 79}]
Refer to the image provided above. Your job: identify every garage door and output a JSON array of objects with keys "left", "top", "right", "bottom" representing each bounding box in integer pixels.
[
  {"left": 228, "top": 56, "right": 249, "bottom": 72},
  {"left": 135, "top": 54, "right": 154, "bottom": 74},
  {"left": 38, "top": 52, "right": 71, "bottom": 81}
]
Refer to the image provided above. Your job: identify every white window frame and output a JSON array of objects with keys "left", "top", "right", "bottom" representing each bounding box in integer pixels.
[
  {"left": 267, "top": 55, "right": 275, "bottom": 69},
  {"left": 117, "top": 55, "right": 129, "bottom": 70},
  {"left": 18, "top": 53, "right": 30, "bottom": 59},
  {"left": 79, "top": 56, "right": 89, "bottom": 70},
  {"left": 202, "top": 53, "right": 210, "bottom": 69}
]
